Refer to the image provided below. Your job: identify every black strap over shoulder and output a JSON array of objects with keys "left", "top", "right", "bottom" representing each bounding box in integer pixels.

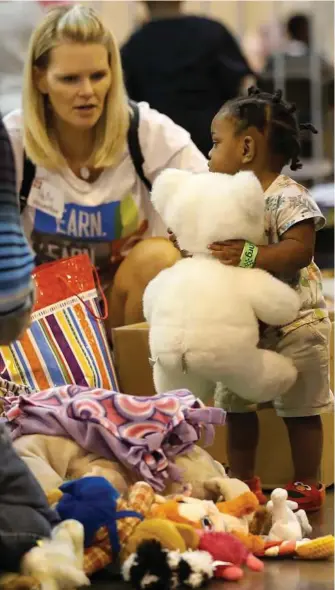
[
  {"left": 127, "top": 100, "right": 152, "bottom": 192},
  {"left": 20, "top": 152, "right": 36, "bottom": 214},
  {"left": 19, "top": 99, "right": 152, "bottom": 214}
]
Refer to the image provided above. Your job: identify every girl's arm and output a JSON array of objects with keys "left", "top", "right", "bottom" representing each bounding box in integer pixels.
[
  {"left": 209, "top": 219, "right": 315, "bottom": 274},
  {"left": 255, "top": 219, "right": 315, "bottom": 274}
]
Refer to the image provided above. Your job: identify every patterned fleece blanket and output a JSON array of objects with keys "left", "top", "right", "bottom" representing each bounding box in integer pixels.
[{"left": 4, "top": 386, "right": 225, "bottom": 491}]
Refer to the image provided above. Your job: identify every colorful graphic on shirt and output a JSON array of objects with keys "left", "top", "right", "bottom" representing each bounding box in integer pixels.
[{"left": 31, "top": 195, "right": 148, "bottom": 281}]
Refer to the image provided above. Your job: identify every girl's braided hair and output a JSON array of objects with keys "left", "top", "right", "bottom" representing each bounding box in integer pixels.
[{"left": 220, "top": 87, "right": 318, "bottom": 171}]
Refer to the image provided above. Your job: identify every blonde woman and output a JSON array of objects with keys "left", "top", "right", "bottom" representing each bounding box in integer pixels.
[{"left": 4, "top": 4, "right": 207, "bottom": 332}]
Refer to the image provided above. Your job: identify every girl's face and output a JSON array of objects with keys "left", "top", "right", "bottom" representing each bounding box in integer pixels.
[
  {"left": 208, "top": 114, "right": 256, "bottom": 175},
  {"left": 36, "top": 42, "right": 112, "bottom": 132}
]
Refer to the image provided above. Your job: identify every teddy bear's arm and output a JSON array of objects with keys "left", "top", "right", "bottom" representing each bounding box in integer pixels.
[{"left": 243, "top": 269, "right": 300, "bottom": 327}]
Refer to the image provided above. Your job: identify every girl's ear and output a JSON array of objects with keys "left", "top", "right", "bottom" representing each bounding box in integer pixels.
[{"left": 241, "top": 135, "right": 256, "bottom": 164}]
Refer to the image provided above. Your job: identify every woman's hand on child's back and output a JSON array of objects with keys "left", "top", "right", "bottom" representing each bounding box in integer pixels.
[{"left": 208, "top": 240, "right": 245, "bottom": 266}]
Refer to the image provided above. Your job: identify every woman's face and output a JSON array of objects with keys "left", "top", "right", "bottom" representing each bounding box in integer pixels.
[{"left": 36, "top": 42, "right": 112, "bottom": 131}]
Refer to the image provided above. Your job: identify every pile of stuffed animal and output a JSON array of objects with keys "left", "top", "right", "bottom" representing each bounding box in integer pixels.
[{"left": 1, "top": 471, "right": 333, "bottom": 590}]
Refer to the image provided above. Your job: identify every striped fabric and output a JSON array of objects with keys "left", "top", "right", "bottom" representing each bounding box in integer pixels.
[
  {"left": 0, "top": 116, "right": 35, "bottom": 318},
  {"left": 0, "top": 254, "right": 119, "bottom": 392}
]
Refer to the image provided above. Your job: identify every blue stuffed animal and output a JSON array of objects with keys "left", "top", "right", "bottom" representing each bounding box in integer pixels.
[{"left": 56, "top": 476, "right": 143, "bottom": 554}]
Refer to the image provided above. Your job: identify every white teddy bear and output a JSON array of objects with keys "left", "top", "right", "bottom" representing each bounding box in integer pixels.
[{"left": 143, "top": 169, "right": 300, "bottom": 404}]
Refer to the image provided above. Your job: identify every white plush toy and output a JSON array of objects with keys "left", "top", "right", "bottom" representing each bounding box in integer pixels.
[
  {"left": 267, "top": 488, "right": 312, "bottom": 542},
  {"left": 143, "top": 169, "right": 300, "bottom": 404},
  {"left": 21, "top": 520, "right": 90, "bottom": 590}
]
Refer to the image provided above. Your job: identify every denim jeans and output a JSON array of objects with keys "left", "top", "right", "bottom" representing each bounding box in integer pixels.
[{"left": 0, "top": 423, "right": 59, "bottom": 572}]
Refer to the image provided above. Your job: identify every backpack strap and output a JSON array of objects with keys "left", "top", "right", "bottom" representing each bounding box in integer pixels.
[
  {"left": 20, "top": 151, "right": 36, "bottom": 214},
  {"left": 127, "top": 100, "right": 152, "bottom": 192},
  {"left": 19, "top": 100, "right": 151, "bottom": 213}
]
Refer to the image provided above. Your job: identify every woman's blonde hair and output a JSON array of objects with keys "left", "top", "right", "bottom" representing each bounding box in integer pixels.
[{"left": 23, "top": 4, "right": 129, "bottom": 169}]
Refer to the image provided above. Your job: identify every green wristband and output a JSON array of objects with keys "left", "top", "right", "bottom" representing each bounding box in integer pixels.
[{"left": 239, "top": 241, "right": 258, "bottom": 268}]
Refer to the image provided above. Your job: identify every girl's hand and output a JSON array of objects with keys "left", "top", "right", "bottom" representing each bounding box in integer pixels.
[{"left": 208, "top": 240, "right": 245, "bottom": 266}]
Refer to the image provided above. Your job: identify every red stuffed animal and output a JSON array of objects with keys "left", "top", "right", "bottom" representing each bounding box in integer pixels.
[{"left": 199, "top": 531, "right": 264, "bottom": 581}]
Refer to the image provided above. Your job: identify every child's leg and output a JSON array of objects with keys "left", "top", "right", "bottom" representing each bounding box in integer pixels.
[
  {"left": 274, "top": 318, "right": 334, "bottom": 510},
  {"left": 215, "top": 385, "right": 266, "bottom": 503},
  {"left": 283, "top": 415, "right": 323, "bottom": 486},
  {"left": 226, "top": 412, "right": 259, "bottom": 481}
]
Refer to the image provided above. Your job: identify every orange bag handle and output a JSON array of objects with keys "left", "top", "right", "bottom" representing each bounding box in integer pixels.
[{"left": 57, "top": 265, "right": 108, "bottom": 321}]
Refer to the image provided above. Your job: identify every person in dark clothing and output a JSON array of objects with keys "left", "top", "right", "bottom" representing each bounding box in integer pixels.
[
  {"left": 0, "top": 115, "right": 59, "bottom": 573},
  {"left": 121, "top": 1, "right": 254, "bottom": 156},
  {"left": 0, "top": 423, "right": 60, "bottom": 572},
  {"left": 287, "top": 14, "right": 310, "bottom": 47}
]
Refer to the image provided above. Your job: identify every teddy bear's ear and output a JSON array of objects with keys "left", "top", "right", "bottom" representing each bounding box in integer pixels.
[{"left": 151, "top": 169, "right": 191, "bottom": 218}]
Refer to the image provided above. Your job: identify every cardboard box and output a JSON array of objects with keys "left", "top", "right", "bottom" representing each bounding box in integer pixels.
[{"left": 112, "top": 321, "right": 334, "bottom": 488}]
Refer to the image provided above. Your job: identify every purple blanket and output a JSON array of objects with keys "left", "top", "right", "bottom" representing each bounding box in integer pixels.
[{"left": 4, "top": 386, "right": 225, "bottom": 491}]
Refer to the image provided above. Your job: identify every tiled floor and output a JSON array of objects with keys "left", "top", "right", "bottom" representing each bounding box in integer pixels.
[{"left": 91, "top": 491, "right": 334, "bottom": 590}]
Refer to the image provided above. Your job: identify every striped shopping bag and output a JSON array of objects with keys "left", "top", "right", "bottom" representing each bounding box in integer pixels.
[{"left": 0, "top": 254, "right": 119, "bottom": 392}]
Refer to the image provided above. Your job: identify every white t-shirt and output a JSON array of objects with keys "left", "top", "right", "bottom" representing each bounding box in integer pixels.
[{"left": 4, "top": 103, "right": 208, "bottom": 281}]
